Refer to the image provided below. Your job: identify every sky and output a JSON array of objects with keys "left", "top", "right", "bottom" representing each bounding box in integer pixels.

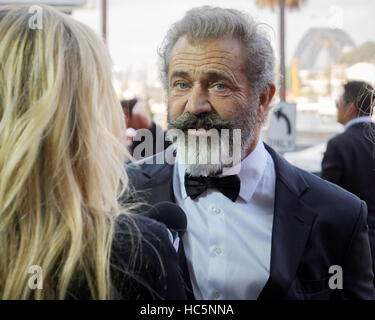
[{"left": 72, "top": 0, "right": 375, "bottom": 71}]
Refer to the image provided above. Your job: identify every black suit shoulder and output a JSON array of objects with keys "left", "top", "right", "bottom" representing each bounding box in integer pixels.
[
  {"left": 326, "top": 122, "right": 375, "bottom": 152},
  {"left": 324, "top": 127, "right": 357, "bottom": 162},
  {"left": 126, "top": 151, "right": 174, "bottom": 189},
  {"left": 297, "top": 165, "right": 362, "bottom": 214},
  {"left": 294, "top": 165, "right": 366, "bottom": 238},
  {"left": 277, "top": 160, "right": 366, "bottom": 253},
  {"left": 321, "top": 123, "right": 375, "bottom": 211}
]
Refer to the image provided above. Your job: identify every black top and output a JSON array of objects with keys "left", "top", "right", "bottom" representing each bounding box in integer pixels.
[
  {"left": 321, "top": 122, "right": 375, "bottom": 223},
  {"left": 111, "top": 215, "right": 186, "bottom": 299},
  {"left": 69, "top": 215, "right": 187, "bottom": 300},
  {"left": 321, "top": 122, "right": 375, "bottom": 273}
]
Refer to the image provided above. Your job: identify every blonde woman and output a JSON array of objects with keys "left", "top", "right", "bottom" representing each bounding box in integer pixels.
[{"left": 0, "top": 5, "right": 186, "bottom": 300}]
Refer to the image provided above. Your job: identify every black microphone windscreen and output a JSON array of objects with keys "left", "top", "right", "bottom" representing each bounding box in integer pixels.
[{"left": 145, "top": 201, "right": 187, "bottom": 237}]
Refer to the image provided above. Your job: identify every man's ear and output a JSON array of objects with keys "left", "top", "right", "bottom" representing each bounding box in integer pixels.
[
  {"left": 258, "top": 83, "right": 276, "bottom": 120},
  {"left": 346, "top": 102, "right": 358, "bottom": 118}
]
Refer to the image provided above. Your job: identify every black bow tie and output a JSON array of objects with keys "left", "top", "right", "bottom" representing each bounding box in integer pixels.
[{"left": 184, "top": 173, "right": 241, "bottom": 202}]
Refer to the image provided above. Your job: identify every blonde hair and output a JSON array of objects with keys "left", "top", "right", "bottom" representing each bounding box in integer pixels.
[{"left": 0, "top": 5, "right": 133, "bottom": 299}]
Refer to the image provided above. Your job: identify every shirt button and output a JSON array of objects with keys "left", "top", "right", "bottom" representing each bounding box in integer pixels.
[
  {"left": 212, "top": 292, "right": 221, "bottom": 299},
  {"left": 212, "top": 207, "right": 221, "bottom": 214},
  {"left": 214, "top": 248, "right": 222, "bottom": 255}
]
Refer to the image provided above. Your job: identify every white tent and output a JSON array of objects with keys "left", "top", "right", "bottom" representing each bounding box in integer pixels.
[{"left": 346, "top": 63, "right": 375, "bottom": 86}]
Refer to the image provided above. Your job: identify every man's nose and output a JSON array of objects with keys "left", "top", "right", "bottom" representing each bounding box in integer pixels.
[{"left": 186, "top": 85, "right": 212, "bottom": 115}]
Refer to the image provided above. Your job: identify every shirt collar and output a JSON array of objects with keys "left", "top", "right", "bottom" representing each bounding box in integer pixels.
[
  {"left": 177, "top": 159, "right": 188, "bottom": 200},
  {"left": 176, "top": 138, "right": 267, "bottom": 203},
  {"left": 230, "top": 138, "right": 267, "bottom": 203},
  {"left": 344, "top": 116, "right": 373, "bottom": 131}
]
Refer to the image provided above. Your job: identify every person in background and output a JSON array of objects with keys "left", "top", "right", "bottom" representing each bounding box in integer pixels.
[
  {"left": 121, "top": 98, "right": 171, "bottom": 160},
  {"left": 321, "top": 80, "right": 375, "bottom": 278},
  {"left": 0, "top": 5, "right": 185, "bottom": 300}
]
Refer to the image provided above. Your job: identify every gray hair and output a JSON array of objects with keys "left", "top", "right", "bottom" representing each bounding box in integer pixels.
[{"left": 159, "top": 6, "right": 275, "bottom": 95}]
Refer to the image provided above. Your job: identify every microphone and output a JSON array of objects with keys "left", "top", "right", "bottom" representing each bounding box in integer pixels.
[{"left": 145, "top": 201, "right": 187, "bottom": 252}]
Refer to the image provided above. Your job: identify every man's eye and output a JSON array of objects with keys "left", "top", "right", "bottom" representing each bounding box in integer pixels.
[
  {"left": 214, "top": 83, "right": 226, "bottom": 90},
  {"left": 176, "top": 82, "right": 187, "bottom": 89}
]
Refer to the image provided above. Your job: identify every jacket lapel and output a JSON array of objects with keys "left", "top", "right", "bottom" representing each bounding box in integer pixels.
[
  {"left": 258, "top": 144, "right": 318, "bottom": 300},
  {"left": 127, "top": 158, "right": 175, "bottom": 206}
]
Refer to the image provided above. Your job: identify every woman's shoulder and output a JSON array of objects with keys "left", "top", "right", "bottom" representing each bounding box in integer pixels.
[
  {"left": 114, "top": 214, "right": 172, "bottom": 255},
  {"left": 111, "top": 213, "right": 186, "bottom": 300}
]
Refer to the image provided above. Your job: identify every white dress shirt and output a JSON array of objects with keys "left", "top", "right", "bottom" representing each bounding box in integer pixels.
[{"left": 173, "top": 139, "right": 276, "bottom": 300}]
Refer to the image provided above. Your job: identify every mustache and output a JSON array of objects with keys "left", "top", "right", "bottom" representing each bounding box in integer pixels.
[{"left": 168, "top": 112, "right": 232, "bottom": 131}]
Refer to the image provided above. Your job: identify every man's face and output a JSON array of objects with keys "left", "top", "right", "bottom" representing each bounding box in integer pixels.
[
  {"left": 336, "top": 92, "right": 356, "bottom": 125},
  {"left": 167, "top": 36, "right": 269, "bottom": 176},
  {"left": 336, "top": 93, "right": 346, "bottom": 125},
  {"left": 167, "top": 36, "right": 254, "bottom": 123}
]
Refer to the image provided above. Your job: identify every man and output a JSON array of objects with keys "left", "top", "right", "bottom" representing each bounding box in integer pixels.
[
  {"left": 126, "top": 7, "right": 375, "bottom": 299},
  {"left": 121, "top": 98, "right": 171, "bottom": 160},
  {"left": 321, "top": 81, "right": 375, "bottom": 278}
]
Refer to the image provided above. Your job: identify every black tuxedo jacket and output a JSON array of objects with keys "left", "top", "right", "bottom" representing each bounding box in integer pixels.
[
  {"left": 125, "top": 144, "right": 375, "bottom": 300},
  {"left": 321, "top": 122, "right": 375, "bottom": 268}
]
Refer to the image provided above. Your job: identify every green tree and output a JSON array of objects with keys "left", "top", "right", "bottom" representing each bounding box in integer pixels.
[{"left": 338, "top": 42, "right": 375, "bottom": 65}]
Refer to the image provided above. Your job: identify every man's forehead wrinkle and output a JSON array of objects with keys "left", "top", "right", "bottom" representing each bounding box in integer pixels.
[
  {"left": 171, "top": 54, "right": 237, "bottom": 64},
  {"left": 172, "top": 49, "right": 235, "bottom": 57},
  {"left": 170, "top": 56, "right": 235, "bottom": 66},
  {"left": 169, "top": 62, "right": 238, "bottom": 79},
  {"left": 170, "top": 59, "right": 241, "bottom": 73}
]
